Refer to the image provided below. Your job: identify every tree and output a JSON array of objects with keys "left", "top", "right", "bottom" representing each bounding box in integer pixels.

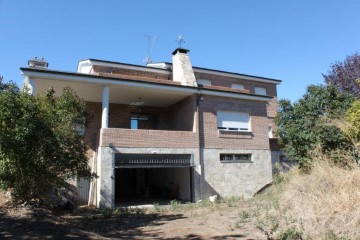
[
  {"left": 323, "top": 53, "right": 360, "bottom": 98},
  {"left": 275, "top": 84, "right": 355, "bottom": 169},
  {"left": 0, "top": 79, "right": 92, "bottom": 202},
  {"left": 340, "top": 100, "right": 360, "bottom": 165}
]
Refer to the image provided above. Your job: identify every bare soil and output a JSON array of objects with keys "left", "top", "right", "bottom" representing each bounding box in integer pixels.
[{"left": 0, "top": 192, "right": 266, "bottom": 239}]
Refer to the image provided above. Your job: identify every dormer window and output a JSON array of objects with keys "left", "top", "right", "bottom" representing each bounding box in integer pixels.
[
  {"left": 197, "top": 79, "right": 211, "bottom": 86},
  {"left": 255, "top": 87, "right": 267, "bottom": 95},
  {"left": 231, "top": 84, "right": 244, "bottom": 90}
]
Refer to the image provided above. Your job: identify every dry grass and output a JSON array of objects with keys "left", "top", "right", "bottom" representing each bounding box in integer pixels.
[{"left": 255, "top": 160, "right": 360, "bottom": 239}]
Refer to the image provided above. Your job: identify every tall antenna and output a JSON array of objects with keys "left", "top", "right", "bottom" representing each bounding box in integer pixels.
[
  {"left": 143, "top": 35, "right": 157, "bottom": 64},
  {"left": 176, "top": 35, "right": 185, "bottom": 48}
]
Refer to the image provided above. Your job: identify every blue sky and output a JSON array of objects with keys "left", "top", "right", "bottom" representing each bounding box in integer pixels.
[{"left": 1, "top": 0, "right": 359, "bottom": 102}]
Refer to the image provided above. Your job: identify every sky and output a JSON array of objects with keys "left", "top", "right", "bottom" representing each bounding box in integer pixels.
[{"left": 1, "top": 0, "right": 359, "bottom": 103}]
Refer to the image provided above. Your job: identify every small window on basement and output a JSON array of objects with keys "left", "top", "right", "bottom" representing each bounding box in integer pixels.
[
  {"left": 231, "top": 84, "right": 244, "bottom": 90},
  {"left": 220, "top": 154, "right": 252, "bottom": 163},
  {"left": 197, "top": 79, "right": 211, "bottom": 86},
  {"left": 255, "top": 87, "right": 267, "bottom": 95},
  {"left": 217, "top": 111, "right": 250, "bottom": 131}
]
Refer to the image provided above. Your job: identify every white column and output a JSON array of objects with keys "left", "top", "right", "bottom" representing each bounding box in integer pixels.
[
  {"left": 101, "top": 86, "right": 109, "bottom": 128},
  {"left": 24, "top": 76, "right": 35, "bottom": 95}
]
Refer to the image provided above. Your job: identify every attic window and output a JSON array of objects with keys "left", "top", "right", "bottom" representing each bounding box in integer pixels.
[
  {"left": 231, "top": 84, "right": 244, "bottom": 90},
  {"left": 255, "top": 87, "right": 266, "bottom": 95},
  {"left": 197, "top": 79, "right": 211, "bottom": 86}
]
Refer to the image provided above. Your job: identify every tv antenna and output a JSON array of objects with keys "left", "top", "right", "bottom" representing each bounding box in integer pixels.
[
  {"left": 176, "top": 35, "right": 185, "bottom": 48},
  {"left": 143, "top": 35, "right": 157, "bottom": 64}
]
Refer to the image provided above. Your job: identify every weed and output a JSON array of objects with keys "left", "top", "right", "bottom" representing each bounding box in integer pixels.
[
  {"left": 170, "top": 199, "right": 180, "bottom": 211},
  {"left": 184, "top": 202, "right": 195, "bottom": 210},
  {"left": 279, "top": 227, "right": 303, "bottom": 240},
  {"left": 152, "top": 202, "right": 163, "bottom": 213},
  {"left": 238, "top": 210, "right": 250, "bottom": 221},
  {"left": 224, "top": 196, "right": 239, "bottom": 207},
  {"left": 324, "top": 230, "right": 351, "bottom": 240}
]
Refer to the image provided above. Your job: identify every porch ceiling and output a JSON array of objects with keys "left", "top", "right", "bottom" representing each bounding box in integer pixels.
[{"left": 32, "top": 78, "right": 194, "bottom": 107}]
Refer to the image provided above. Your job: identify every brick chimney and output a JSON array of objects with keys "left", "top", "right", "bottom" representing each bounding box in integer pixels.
[{"left": 172, "top": 48, "right": 196, "bottom": 86}]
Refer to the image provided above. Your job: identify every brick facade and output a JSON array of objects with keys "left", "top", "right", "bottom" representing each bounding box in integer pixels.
[
  {"left": 199, "top": 95, "right": 270, "bottom": 150},
  {"left": 100, "top": 128, "right": 199, "bottom": 148}
]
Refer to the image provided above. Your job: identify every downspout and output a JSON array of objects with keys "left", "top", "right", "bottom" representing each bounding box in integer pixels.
[{"left": 196, "top": 89, "right": 203, "bottom": 200}]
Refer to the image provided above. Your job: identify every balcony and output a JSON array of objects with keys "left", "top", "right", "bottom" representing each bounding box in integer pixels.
[{"left": 100, "top": 128, "right": 198, "bottom": 148}]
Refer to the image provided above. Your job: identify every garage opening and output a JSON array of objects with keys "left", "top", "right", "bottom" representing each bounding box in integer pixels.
[
  {"left": 114, "top": 153, "right": 194, "bottom": 206},
  {"left": 115, "top": 167, "right": 192, "bottom": 206}
]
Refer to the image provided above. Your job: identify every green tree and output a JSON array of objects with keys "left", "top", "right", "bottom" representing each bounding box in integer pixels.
[
  {"left": 341, "top": 100, "right": 360, "bottom": 164},
  {"left": 0, "top": 79, "right": 92, "bottom": 202},
  {"left": 275, "top": 84, "right": 355, "bottom": 169}
]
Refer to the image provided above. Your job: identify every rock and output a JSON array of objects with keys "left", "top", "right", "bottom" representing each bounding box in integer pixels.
[{"left": 46, "top": 183, "right": 78, "bottom": 211}]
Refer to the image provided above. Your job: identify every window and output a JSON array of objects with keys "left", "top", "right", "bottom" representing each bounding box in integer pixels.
[
  {"left": 130, "top": 114, "right": 150, "bottom": 129},
  {"left": 197, "top": 79, "right": 211, "bottom": 86},
  {"left": 268, "top": 126, "right": 273, "bottom": 138},
  {"left": 231, "top": 84, "right": 244, "bottom": 90},
  {"left": 220, "top": 154, "right": 252, "bottom": 163},
  {"left": 255, "top": 87, "right": 266, "bottom": 95},
  {"left": 75, "top": 125, "right": 85, "bottom": 136},
  {"left": 217, "top": 111, "right": 250, "bottom": 131}
]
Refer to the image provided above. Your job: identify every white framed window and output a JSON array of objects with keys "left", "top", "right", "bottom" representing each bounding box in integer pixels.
[
  {"left": 217, "top": 111, "right": 250, "bottom": 131},
  {"left": 197, "top": 79, "right": 211, "bottom": 86},
  {"left": 255, "top": 87, "right": 266, "bottom": 95},
  {"left": 231, "top": 84, "right": 244, "bottom": 90}
]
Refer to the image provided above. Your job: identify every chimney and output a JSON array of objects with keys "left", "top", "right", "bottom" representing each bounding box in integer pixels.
[
  {"left": 28, "top": 57, "right": 49, "bottom": 69},
  {"left": 172, "top": 48, "right": 196, "bottom": 86}
]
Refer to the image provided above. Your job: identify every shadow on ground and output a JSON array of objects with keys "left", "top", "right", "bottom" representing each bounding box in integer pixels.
[{"left": 0, "top": 207, "right": 254, "bottom": 239}]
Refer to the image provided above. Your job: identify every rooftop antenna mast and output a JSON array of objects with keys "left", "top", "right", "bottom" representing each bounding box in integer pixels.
[
  {"left": 143, "top": 35, "right": 157, "bottom": 64},
  {"left": 176, "top": 35, "right": 185, "bottom": 48}
]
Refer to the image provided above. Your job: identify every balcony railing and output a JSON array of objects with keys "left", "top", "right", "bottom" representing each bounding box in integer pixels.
[{"left": 100, "top": 128, "right": 198, "bottom": 148}]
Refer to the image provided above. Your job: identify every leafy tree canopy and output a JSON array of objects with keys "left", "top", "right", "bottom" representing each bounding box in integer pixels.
[
  {"left": 323, "top": 53, "right": 360, "bottom": 98},
  {"left": 0, "top": 79, "right": 92, "bottom": 202},
  {"left": 275, "top": 84, "right": 355, "bottom": 169}
]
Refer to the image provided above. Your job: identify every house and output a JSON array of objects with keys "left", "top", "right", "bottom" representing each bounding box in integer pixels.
[{"left": 21, "top": 48, "right": 281, "bottom": 208}]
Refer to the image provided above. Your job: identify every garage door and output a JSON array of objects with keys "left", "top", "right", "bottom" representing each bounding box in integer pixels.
[{"left": 115, "top": 153, "right": 193, "bottom": 168}]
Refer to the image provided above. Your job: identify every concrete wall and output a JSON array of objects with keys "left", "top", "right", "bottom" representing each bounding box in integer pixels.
[
  {"left": 202, "top": 149, "right": 272, "bottom": 198},
  {"left": 97, "top": 146, "right": 115, "bottom": 208}
]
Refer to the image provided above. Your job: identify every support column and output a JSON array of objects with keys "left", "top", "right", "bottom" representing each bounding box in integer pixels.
[
  {"left": 24, "top": 76, "right": 35, "bottom": 95},
  {"left": 101, "top": 86, "right": 109, "bottom": 128}
]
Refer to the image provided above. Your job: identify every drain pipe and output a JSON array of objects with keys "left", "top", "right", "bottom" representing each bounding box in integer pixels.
[{"left": 196, "top": 89, "right": 203, "bottom": 201}]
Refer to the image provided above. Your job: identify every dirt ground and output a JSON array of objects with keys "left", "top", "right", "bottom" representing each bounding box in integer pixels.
[{"left": 0, "top": 192, "right": 266, "bottom": 240}]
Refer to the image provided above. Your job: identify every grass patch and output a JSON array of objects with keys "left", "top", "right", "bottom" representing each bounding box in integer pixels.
[{"left": 253, "top": 160, "right": 360, "bottom": 239}]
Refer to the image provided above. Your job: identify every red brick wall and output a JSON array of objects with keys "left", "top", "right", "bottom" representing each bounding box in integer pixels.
[
  {"left": 100, "top": 128, "right": 199, "bottom": 148},
  {"left": 194, "top": 72, "right": 279, "bottom": 120},
  {"left": 92, "top": 66, "right": 171, "bottom": 81},
  {"left": 194, "top": 72, "right": 277, "bottom": 96},
  {"left": 199, "top": 95, "right": 270, "bottom": 150},
  {"left": 169, "top": 96, "right": 197, "bottom": 131}
]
